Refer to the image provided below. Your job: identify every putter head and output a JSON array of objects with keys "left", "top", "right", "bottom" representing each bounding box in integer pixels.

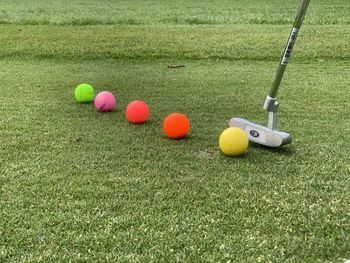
[{"left": 229, "top": 118, "right": 292, "bottom": 147}]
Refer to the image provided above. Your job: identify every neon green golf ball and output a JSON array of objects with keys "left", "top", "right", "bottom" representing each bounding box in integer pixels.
[
  {"left": 74, "top": 83, "right": 95, "bottom": 103},
  {"left": 219, "top": 127, "right": 249, "bottom": 156}
]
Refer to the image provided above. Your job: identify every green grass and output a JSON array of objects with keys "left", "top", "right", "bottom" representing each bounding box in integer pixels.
[
  {"left": 1, "top": 1, "right": 350, "bottom": 262},
  {"left": 1, "top": 24, "right": 350, "bottom": 61},
  {"left": 0, "top": 0, "right": 350, "bottom": 25}
]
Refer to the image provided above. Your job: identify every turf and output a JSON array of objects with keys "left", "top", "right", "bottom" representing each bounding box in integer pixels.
[
  {"left": 1, "top": 1, "right": 350, "bottom": 262},
  {"left": 0, "top": 0, "right": 349, "bottom": 25}
]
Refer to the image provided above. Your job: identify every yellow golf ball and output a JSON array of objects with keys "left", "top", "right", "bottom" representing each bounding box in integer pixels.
[{"left": 219, "top": 127, "right": 249, "bottom": 156}]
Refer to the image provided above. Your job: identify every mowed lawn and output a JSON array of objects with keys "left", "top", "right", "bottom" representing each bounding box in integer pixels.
[{"left": 0, "top": 0, "right": 350, "bottom": 262}]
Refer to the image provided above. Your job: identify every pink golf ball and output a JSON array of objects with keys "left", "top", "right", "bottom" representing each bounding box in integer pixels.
[
  {"left": 125, "top": 100, "right": 150, "bottom": 124},
  {"left": 94, "top": 91, "right": 116, "bottom": 112}
]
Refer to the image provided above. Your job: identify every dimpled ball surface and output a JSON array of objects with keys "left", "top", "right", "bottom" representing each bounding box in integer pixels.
[
  {"left": 125, "top": 100, "right": 150, "bottom": 124},
  {"left": 163, "top": 113, "right": 190, "bottom": 139},
  {"left": 94, "top": 91, "right": 116, "bottom": 112},
  {"left": 219, "top": 127, "right": 249, "bottom": 156},
  {"left": 74, "top": 83, "right": 95, "bottom": 103}
]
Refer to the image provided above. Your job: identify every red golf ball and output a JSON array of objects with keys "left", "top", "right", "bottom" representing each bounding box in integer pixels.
[{"left": 125, "top": 100, "right": 150, "bottom": 124}]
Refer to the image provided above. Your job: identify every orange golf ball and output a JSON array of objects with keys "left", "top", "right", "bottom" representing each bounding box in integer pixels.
[{"left": 163, "top": 113, "right": 190, "bottom": 139}]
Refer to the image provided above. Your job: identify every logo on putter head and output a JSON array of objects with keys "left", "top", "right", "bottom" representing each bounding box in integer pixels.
[{"left": 250, "top": 130, "right": 260, "bottom": 138}]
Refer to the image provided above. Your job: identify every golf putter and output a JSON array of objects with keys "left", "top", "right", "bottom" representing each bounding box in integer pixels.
[{"left": 230, "top": 0, "right": 310, "bottom": 147}]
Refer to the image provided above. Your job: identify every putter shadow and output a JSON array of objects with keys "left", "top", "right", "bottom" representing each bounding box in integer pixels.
[{"left": 249, "top": 142, "right": 295, "bottom": 156}]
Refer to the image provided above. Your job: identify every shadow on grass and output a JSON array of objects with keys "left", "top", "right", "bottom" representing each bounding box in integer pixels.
[
  {"left": 124, "top": 119, "right": 156, "bottom": 127},
  {"left": 160, "top": 135, "right": 192, "bottom": 142},
  {"left": 249, "top": 142, "right": 295, "bottom": 156}
]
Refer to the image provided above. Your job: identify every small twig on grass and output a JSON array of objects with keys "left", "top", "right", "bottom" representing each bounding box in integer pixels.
[{"left": 167, "top": 64, "right": 185, "bottom": 68}]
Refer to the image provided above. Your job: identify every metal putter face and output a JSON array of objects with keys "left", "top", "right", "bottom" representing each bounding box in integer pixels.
[{"left": 229, "top": 118, "right": 292, "bottom": 147}]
